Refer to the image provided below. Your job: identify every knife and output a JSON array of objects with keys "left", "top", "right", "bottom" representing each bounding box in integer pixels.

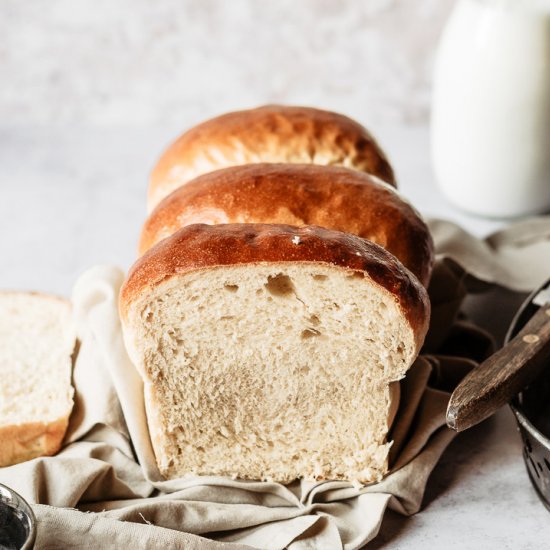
[{"left": 447, "top": 283, "right": 550, "bottom": 432}]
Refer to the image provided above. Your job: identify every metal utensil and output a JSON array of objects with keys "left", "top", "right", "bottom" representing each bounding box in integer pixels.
[
  {"left": 0, "top": 483, "right": 36, "bottom": 550},
  {"left": 505, "top": 280, "right": 550, "bottom": 510},
  {"left": 447, "top": 281, "right": 550, "bottom": 432}
]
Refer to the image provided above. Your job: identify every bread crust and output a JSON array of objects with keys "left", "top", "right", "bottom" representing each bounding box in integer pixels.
[
  {"left": 140, "top": 164, "right": 434, "bottom": 286},
  {"left": 121, "top": 223, "right": 430, "bottom": 352},
  {"left": 148, "top": 105, "right": 396, "bottom": 211},
  {"left": 0, "top": 417, "right": 70, "bottom": 468}
]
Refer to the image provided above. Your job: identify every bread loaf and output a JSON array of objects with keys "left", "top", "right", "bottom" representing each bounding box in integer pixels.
[
  {"left": 148, "top": 105, "right": 396, "bottom": 211},
  {"left": 120, "top": 224, "right": 430, "bottom": 484},
  {"left": 0, "top": 292, "right": 75, "bottom": 467},
  {"left": 140, "top": 163, "right": 434, "bottom": 286}
]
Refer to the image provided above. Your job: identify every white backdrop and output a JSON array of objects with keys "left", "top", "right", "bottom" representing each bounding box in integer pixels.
[{"left": 0, "top": 0, "right": 454, "bottom": 128}]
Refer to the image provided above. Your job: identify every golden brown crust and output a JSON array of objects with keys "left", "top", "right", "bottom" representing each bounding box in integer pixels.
[
  {"left": 0, "top": 416, "right": 69, "bottom": 467},
  {"left": 121, "top": 224, "right": 430, "bottom": 351},
  {"left": 140, "top": 164, "right": 434, "bottom": 286},
  {"left": 148, "top": 105, "right": 396, "bottom": 211}
]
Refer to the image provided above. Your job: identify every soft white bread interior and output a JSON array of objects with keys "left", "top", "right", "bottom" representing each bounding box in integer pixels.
[
  {"left": 0, "top": 292, "right": 76, "bottom": 467},
  {"left": 120, "top": 224, "right": 430, "bottom": 484}
]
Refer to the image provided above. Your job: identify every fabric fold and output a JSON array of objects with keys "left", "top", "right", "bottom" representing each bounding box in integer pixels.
[
  {"left": 4, "top": 216, "right": 550, "bottom": 548},
  {"left": 429, "top": 217, "right": 550, "bottom": 291}
]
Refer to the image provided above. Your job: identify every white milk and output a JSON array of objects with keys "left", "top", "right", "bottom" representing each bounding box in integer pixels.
[{"left": 431, "top": 0, "right": 550, "bottom": 217}]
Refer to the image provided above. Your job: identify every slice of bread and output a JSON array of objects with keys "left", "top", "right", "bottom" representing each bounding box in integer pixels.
[
  {"left": 0, "top": 292, "right": 76, "bottom": 467},
  {"left": 120, "top": 224, "right": 430, "bottom": 484},
  {"left": 139, "top": 163, "right": 434, "bottom": 286}
]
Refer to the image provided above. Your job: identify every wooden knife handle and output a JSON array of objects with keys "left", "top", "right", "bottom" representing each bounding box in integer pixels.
[{"left": 446, "top": 304, "right": 550, "bottom": 432}]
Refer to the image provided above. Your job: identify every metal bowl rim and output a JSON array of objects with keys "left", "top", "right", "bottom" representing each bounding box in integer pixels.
[
  {"left": 505, "top": 278, "right": 550, "bottom": 450},
  {"left": 0, "top": 482, "right": 36, "bottom": 550},
  {"left": 510, "top": 401, "right": 550, "bottom": 448}
]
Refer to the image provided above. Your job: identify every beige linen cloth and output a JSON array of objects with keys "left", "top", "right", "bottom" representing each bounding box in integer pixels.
[{"left": 2, "top": 217, "right": 550, "bottom": 549}]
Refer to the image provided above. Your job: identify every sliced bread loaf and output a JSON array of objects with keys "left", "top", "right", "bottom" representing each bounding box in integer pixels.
[
  {"left": 120, "top": 224, "right": 430, "bottom": 484},
  {"left": 0, "top": 292, "right": 76, "bottom": 467},
  {"left": 148, "top": 105, "right": 395, "bottom": 211},
  {"left": 139, "top": 163, "right": 434, "bottom": 286}
]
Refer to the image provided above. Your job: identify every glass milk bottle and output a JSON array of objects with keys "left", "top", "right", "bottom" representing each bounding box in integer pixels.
[{"left": 431, "top": 0, "right": 550, "bottom": 218}]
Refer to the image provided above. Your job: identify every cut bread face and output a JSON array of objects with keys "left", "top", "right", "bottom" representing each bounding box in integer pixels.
[
  {"left": 121, "top": 224, "right": 430, "bottom": 484},
  {"left": 0, "top": 292, "right": 75, "bottom": 467},
  {"left": 127, "top": 264, "right": 410, "bottom": 483}
]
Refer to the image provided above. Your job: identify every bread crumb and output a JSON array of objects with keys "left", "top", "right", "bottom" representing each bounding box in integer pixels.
[
  {"left": 219, "top": 426, "right": 230, "bottom": 437},
  {"left": 292, "top": 236, "right": 301, "bottom": 245}
]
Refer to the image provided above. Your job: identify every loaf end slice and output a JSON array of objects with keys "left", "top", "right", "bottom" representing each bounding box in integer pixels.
[
  {"left": 120, "top": 224, "right": 430, "bottom": 483},
  {"left": 0, "top": 292, "right": 76, "bottom": 467},
  {"left": 148, "top": 105, "right": 396, "bottom": 211}
]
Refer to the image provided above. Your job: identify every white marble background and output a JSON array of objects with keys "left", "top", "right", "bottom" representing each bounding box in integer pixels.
[{"left": 0, "top": 0, "right": 454, "bottom": 127}]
